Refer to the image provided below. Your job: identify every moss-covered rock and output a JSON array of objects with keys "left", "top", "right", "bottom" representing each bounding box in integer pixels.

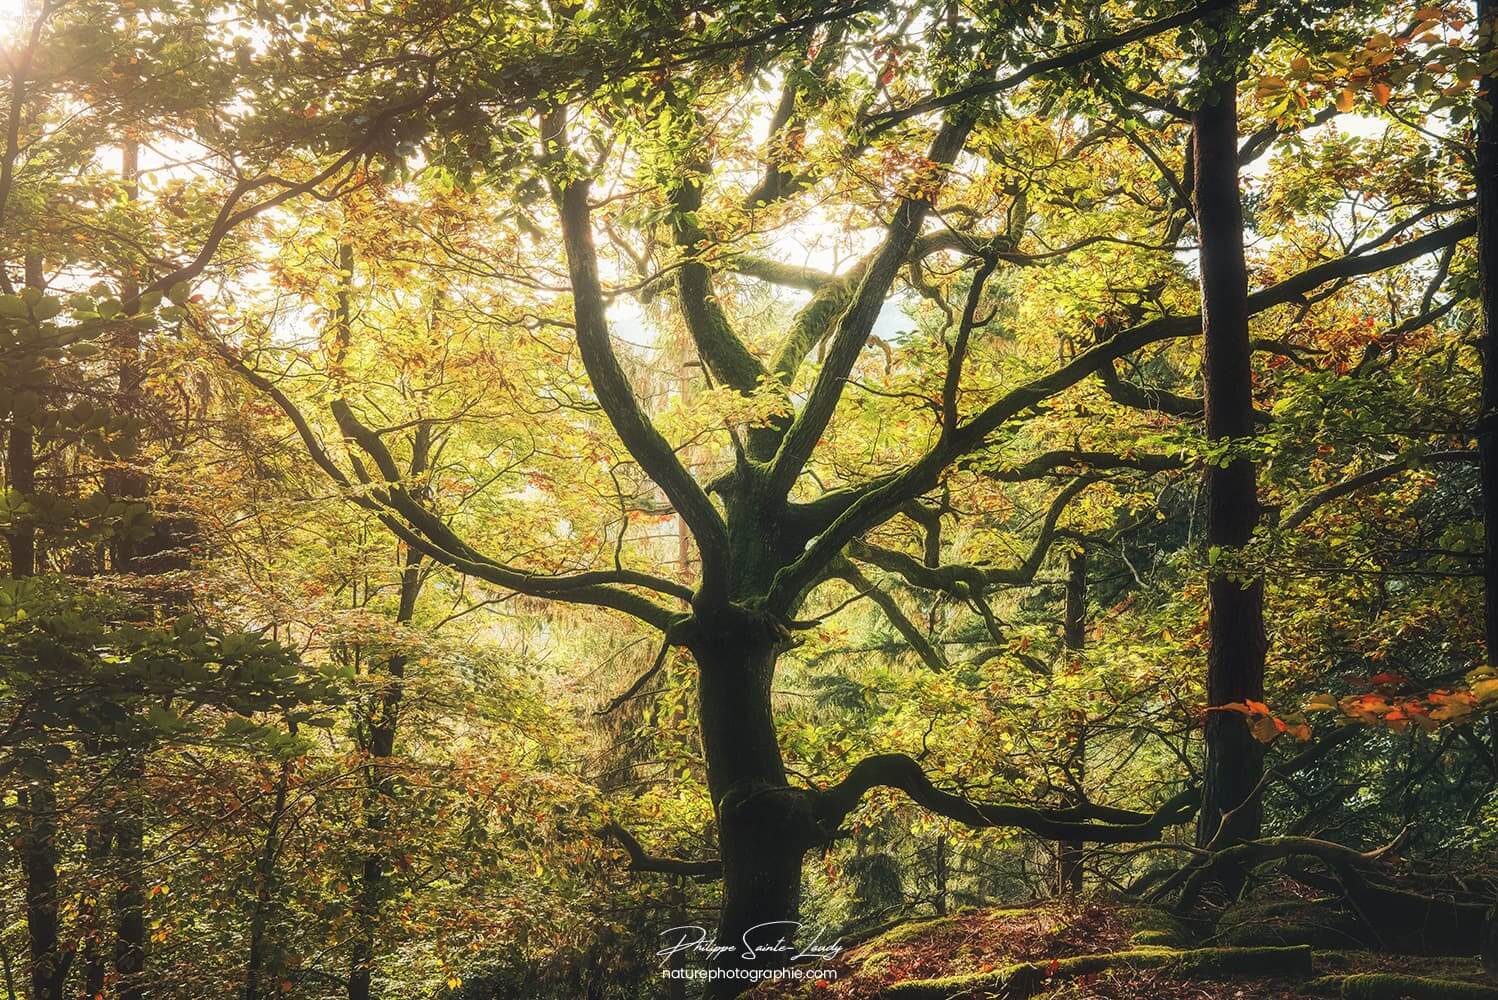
[
  {"left": 1305, "top": 974, "right": 1350, "bottom": 996},
  {"left": 1216, "top": 898, "right": 1370, "bottom": 949},
  {"left": 863, "top": 911, "right": 979, "bottom": 951},
  {"left": 1124, "top": 906, "right": 1193, "bottom": 947},
  {"left": 878, "top": 945, "right": 1313, "bottom": 999},
  {"left": 1339, "top": 973, "right": 1498, "bottom": 999}
]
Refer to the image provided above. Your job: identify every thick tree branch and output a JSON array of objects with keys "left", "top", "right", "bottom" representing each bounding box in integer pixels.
[
  {"left": 671, "top": 180, "right": 769, "bottom": 395},
  {"left": 744, "top": 20, "right": 848, "bottom": 208},
  {"left": 1280, "top": 449, "right": 1477, "bottom": 532},
  {"left": 766, "top": 110, "right": 979, "bottom": 498},
  {"left": 864, "top": 0, "right": 1227, "bottom": 132},
  {"left": 763, "top": 216, "right": 1475, "bottom": 611},
  {"left": 833, "top": 560, "right": 949, "bottom": 671},
  {"left": 943, "top": 245, "right": 1001, "bottom": 436},
  {"left": 555, "top": 164, "right": 732, "bottom": 605},
  {"left": 1238, "top": 106, "right": 1338, "bottom": 165},
  {"left": 601, "top": 823, "right": 722, "bottom": 879},
  {"left": 1096, "top": 359, "right": 1206, "bottom": 419},
  {"left": 728, "top": 256, "right": 837, "bottom": 291},
  {"left": 850, "top": 475, "right": 1097, "bottom": 595},
  {"left": 816, "top": 754, "right": 1198, "bottom": 843},
  {"left": 218, "top": 344, "right": 685, "bottom": 630},
  {"left": 762, "top": 228, "right": 996, "bottom": 391},
  {"left": 972, "top": 449, "right": 1187, "bottom": 481}
]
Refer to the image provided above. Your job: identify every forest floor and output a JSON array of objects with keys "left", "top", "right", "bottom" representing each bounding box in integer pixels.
[{"left": 744, "top": 900, "right": 1496, "bottom": 999}]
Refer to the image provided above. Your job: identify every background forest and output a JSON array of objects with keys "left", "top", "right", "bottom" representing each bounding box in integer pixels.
[{"left": 1, "top": 0, "right": 1496, "bottom": 998}]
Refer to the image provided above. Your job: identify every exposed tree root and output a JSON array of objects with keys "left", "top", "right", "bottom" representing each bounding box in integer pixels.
[{"left": 1161, "top": 835, "right": 1492, "bottom": 956}]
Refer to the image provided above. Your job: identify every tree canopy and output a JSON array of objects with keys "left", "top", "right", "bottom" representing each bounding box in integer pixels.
[{"left": 1, "top": 1, "right": 1496, "bottom": 998}]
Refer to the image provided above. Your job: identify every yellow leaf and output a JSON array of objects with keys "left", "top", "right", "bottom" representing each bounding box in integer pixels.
[
  {"left": 1471, "top": 678, "right": 1498, "bottom": 703},
  {"left": 1250, "top": 715, "right": 1282, "bottom": 743},
  {"left": 1255, "top": 75, "right": 1288, "bottom": 99},
  {"left": 1304, "top": 693, "right": 1340, "bottom": 712},
  {"left": 447, "top": 977, "right": 462, "bottom": 990},
  {"left": 1335, "top": 88, "right": 1356, "bottom": 112}
]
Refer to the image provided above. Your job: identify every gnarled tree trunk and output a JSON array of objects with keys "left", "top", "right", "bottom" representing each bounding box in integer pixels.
[{"left": 686, "top": 610, "right": 810, "bottom": 1000}]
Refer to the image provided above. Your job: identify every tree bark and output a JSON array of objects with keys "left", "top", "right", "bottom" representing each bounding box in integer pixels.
[
  {"left": 1476, "top": 19, "right": 1498, "bottom": 963},
  {"left": 19, "top": 782, "right": 62, "bottom": 1000},
  {"left": 1058, "top": 550, "right": 1087, "bottom": 896},
  {"left": 112, "top": 752, "right": 146, "bottom": 1000},
  {"left": 110, "top": 140, "right": 148, "bottom": 1000},
  {"left": 11, "top": 254, "right": 65, "bottom": 1000},
  {"left": 1476, "top": 0, "right": 1498, "bottom": 683},
  {"left": 1192, "top": 34, "right": 1267, "bottom": 851},
  {"left": 687, "top": 612, "right": 809, "bottom": 1000},
  {"left": 932, "top": 835, "right": 949, "bottom": 915},
  {"left": 79, "top": 785, "right": 114, "bottom": 1000},
  {"left": 244, "top": 754, "right": 292, "bottom": 1000}
]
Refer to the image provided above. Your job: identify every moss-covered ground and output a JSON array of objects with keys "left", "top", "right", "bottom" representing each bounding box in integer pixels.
[{"left": 744, "top": 901, "right": 1495, "bottom": 999}]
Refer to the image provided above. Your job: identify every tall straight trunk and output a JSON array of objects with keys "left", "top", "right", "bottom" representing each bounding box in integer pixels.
[
  {"left": 342, "top": 259, "right": 432, "bottom": 1000},
  {"left": 2, "top": 933, "right": 17, "bottom": 1000},
  {"left": 932, "top": 835, "right": 949, "bottom": 915},
  {"left": 109, "top": 139, "right": 146, "bottom": 572},
  {"left": 1192, "top": 39, "right": 1267, "bottom": 850},
  {"left": 1475, "top": 19, "right": 1498, "bottom": 974},
  {"left": 1057, "top": 550, "right": 1087, "bottom": 895},
  {"left": 110, "top": 139, "right": 148, "bottom": 1000},
  {"left": 244, "top": 755, "right": 292, "bottom": 1000},
  {"left": 19, "top": 783, "right": 61, "bottom": 1000},
  {"left": 347, "top": 550, "right": 424, "bottom": 1000},
  {"left": 112, "top": 753, "right": 145, "bottom": 1000},
  {"left": 78, "top": 768, "right": 114, "bottom": 1000},
  {"left": 1477, "top": 0, "right": 1497, "bottom": 677},
  {"left": 11, "top": 254, "right": 65, "bottom": 1000}
]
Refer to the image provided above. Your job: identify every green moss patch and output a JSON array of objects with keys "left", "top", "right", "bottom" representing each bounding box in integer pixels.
[
  {"left": 1339, "top": 973, "right": 1498, "bottom": 999},
  {"left": 879, "top": 945, "right": 1314, "bottom": 999},
  {"left": 1122, "top": 906, "right": 1193, "bottom": 948}
]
